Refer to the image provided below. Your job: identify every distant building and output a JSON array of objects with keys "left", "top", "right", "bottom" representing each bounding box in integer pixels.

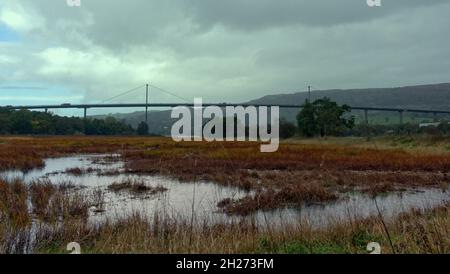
[{"left": 419, "top": 122, "right": 450, "bottom": 128}]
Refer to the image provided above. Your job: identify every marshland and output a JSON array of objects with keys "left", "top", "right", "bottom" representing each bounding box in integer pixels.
[{"left": 0, "top": 135, "right": 449, "bottom": 254}]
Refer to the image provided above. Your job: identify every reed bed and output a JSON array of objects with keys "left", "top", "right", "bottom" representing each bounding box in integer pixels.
[
  {"left": 1, "top": 136, "right": 450, "bottom": 253},
  {"left": 218, "top": 184, "right": 338, "bottom": 216},
  {"left": 0, "top": 178, "right": 30, "bottom": 228},
  {"left": 0, "top": 176, "right": 449, "bottom": 254},
  {"left": 108, "top": 178, "right": 167, "bottom": 195},
  {"left": 34, "top": 203, "right": 450, "bottom": 254},
  {"left": 2, "top": 135, "right": 450, "bottom": 173},
  {"left": 65, "top": 167, "right": 100, "bottom": 176},
  {"left": 1, "top": 136, "right": 450, "bottom": 213}
]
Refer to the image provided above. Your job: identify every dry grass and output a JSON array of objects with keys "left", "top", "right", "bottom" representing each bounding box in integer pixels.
[
  {"left": 0, "top": 177, "right": 99, "bottom": 253},
  {"left": 1, "top": 176, "right": 449, "bottom": 254},
  {"left": 0, "top": 178, "right": 30, "bottom": 228},
  {"left": 218, "top": 184, "right": 338, "bottom": 216},
  {"left": 1, "top": 136, "right": 450, "bottom": 253},
  {"left": 1, "top": 135, "right": 450, "bottom": 172},
  {"left": 27, "top": 204, "right": 450, "bottom": 254},
  {"left": 29, "top": 180, "right": 92, "bottom": 223},
  {"left": 30, "top": 179, "right": 56, "bottom": 219},
  {"left": 65, "top": 167, "right": 99, "bottom": 176},
  {"left": 0, "top": 136, "right": 149, "bottom": 171},
  {"left": 1, "top": 136, "right": 449, "bottom": 213}
]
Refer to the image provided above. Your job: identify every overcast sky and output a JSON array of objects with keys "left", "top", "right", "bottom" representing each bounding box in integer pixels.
[{"left": 1, "top": 0, "right": 450, "bottom": 115}]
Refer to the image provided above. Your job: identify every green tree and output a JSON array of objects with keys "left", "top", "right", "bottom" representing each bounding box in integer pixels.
[
  {"left": 137, "top": 122, "right": 149, "bottom": 136},
  {"left": 0, "top": 109, "right": 135, "bottom": 136},
  {"left": 296, "top": 100, "right": 316, "bottom": 137},
  {"left": 0, "top": 108, "right": 12, "bottom": 134},
  {"left": 297, "top": 97, "right": 354, "bottom": 137},
  {"left": 11, "top": 110, "right": 33, "bottom": 134},
  {"left": 313, "top": 97, "right": 354, "bottom": 137}
]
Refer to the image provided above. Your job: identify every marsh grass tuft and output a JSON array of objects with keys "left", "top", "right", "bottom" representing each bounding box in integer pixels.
[
  {"left": 218, "top": 184, "right": 337, "bottom": 215},
  {"left": 108, "top": 178, "right": 167, "bottom": 195},
  {"left": 0, "top": 178, "right": 30, "bottom": 228}
]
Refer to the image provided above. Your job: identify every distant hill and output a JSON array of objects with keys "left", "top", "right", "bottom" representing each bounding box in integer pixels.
[
  {"left": 247, "top": 83, "right": 450, "bottom": 109},
  {"left": 247, "top": 83, "right": 450, "bottom": 124},
  {"left": 93, "top": 83, "right": 450, "bottom": 135}
]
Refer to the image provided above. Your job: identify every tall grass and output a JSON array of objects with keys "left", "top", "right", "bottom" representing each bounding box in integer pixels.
[
  {"left": 23, "top": 204, "right": 450, "bottom": 254},
  {"left": 0, "top": 178, "right": 32, "bottom": 253},
  {"left": 0, "top": 178, "right": 95, "bottom": 253},
  {"left": 1, "top": 175, "right": 449, "bottom": 254},
  {"left": 0, "top": 178, "right": 30, "bottom": 228},
  {"left": 1, "top": 136, "right": 450, "bottom": 253}
]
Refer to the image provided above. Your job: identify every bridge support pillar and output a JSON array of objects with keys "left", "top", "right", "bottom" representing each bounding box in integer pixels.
[
  {"left": 145, "top": 84, "right": 149, "bottom": 125},
  {"left": 364, "top": 109, "right": 369, "bottom": 125},
  {"left": 363, "top": 109, "right": 371, "bottom": 140},
  {"left": 84, "top": 108, "right": 88, "bottom": 134}
]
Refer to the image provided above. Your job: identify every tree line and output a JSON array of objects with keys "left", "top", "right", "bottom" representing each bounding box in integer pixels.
[{"left": 0, "top": 109, "right": 135, "bottom": 135}]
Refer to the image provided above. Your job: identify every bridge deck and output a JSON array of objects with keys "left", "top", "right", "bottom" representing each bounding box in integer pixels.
[{"left": 2, "top": 103, "right": 450, "bottom": 114}]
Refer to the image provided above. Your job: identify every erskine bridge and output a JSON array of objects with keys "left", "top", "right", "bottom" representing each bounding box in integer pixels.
[{"left": 3, "top": 103, "right": 450, "bottom": 125}]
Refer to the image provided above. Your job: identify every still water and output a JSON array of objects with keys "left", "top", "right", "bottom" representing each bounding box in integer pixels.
[{"left": 1, "top": 154, "right": 449, "bottom": 228}]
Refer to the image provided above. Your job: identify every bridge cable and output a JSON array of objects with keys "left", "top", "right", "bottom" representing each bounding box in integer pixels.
[
  {"left": 101, "top": 84, "right": 146, "bottom": 103},
  {"left": 147, "top": 83, "right": 192, "bottom": 103}
]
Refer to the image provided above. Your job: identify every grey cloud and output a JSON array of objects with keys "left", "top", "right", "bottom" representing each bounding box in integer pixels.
[
  {"left": 0, "top": 0, "right": 449, "bottom": 105},
  {"left": 187, "top": 0, "right": 450, "bottom": 31}
]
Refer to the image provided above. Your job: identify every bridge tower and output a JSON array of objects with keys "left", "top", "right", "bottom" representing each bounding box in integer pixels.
[{"left": 145, "top": 84, "right": 149, "bottom": 125}]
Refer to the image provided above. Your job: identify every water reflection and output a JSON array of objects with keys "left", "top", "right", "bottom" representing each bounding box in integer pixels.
[{"left": 1, "top": 154, "right": 449, "bottom": 228}]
